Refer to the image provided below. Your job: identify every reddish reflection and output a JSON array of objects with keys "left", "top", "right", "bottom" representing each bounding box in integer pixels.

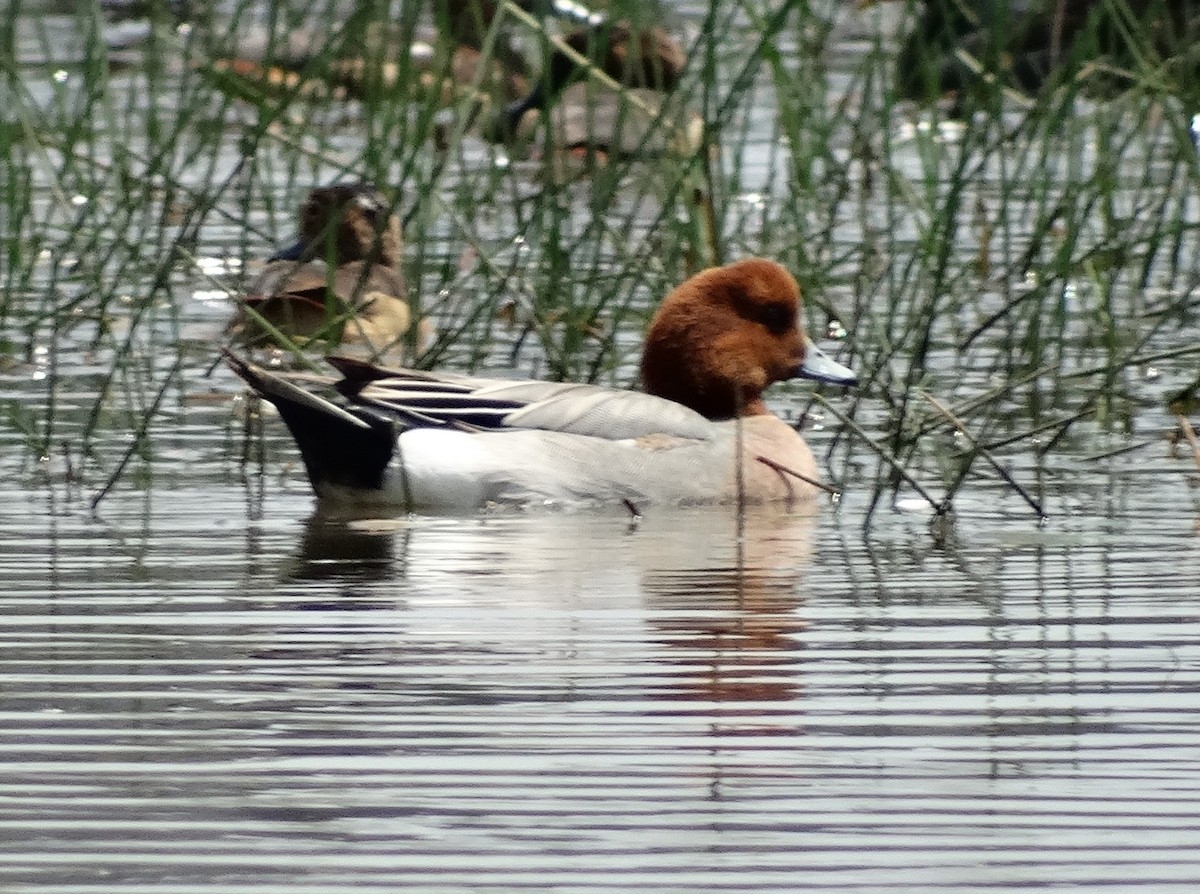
[{"left": 641, "top": 510, "right": 816, "bottom": 714}]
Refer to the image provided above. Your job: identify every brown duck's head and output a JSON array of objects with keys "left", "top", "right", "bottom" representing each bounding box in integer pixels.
[
  {"left": 276, "top": 183, "right": 403, "bottom": 268},
  {"left": 640, "top": 259, "right": 855, "bottom": 420}
]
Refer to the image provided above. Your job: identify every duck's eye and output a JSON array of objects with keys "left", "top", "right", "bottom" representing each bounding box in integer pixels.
[{"left": 758, "top": 303, "right": 793, "bottom": 334}]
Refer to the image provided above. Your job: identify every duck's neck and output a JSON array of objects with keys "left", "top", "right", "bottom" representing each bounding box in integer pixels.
[
  {"left": 644, "top": 368, "right": 769, "bottom": 421},
  {"left": 704, "top": 392, "right": 770, "bottom": 421},
  {"left": 740, "top": 398, "right": 770, "bottom": 418}
]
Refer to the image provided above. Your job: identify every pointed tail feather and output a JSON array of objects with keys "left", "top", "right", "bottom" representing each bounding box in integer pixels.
[{"left": 224, "top": 350, "right": 395, "bottom": 492}]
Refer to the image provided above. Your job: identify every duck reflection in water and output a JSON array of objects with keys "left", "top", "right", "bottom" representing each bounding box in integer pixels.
[
  {"left": 639, "top": 508, "right": 816, "bottom": 715},
  {"left": 285, "top": 508, "right": 399, "bottom": 590},
  {"left": 289, "top": 507, "right": 819, "bottom": 716}
]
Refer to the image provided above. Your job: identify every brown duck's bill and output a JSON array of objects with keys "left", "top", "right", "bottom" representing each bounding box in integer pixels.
[{"left": 795, "top": 338, "right": 857, "bottom": 387}]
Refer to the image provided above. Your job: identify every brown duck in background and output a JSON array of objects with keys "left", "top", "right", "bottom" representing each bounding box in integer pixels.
[
  {"left": 494, "top": 20, "right": 685, "bottom": 131},
  {"left": 229, "top": 184, "right": 424, "bottom": 358},
  {"left": 488, "top": 18, "right": 698, "bottom": 159}
]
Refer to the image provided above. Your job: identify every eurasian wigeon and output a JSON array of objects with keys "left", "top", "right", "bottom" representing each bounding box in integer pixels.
[
  {"left": 490, "top": 19, "right": 700, "bottom": 158},
  {"left": 500, "top": 20, "right": 686, "bottom": 125},
  {"left": 225, "top": 258, "right": 855, "bottom": 511},
  {"left": 229, "top": 184, "right": 425, "bottom": 358},
  {"left": 332, "top": 1, "right": 536, "bottom": 105}
]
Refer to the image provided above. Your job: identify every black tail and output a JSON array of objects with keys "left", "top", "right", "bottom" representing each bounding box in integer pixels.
[{"left": 224, "top": 351, "right": 395, "bottom": 491}]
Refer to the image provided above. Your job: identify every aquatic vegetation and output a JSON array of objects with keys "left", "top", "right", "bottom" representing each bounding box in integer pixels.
[
  {"left": 3, "top": 0, "right": 1199, "bottom": 525},
  {"left": 879, "top": 0, "right": 1200, "bottom": 106}
]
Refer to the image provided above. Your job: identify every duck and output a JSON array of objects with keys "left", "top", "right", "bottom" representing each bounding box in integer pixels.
[
  {"left": 224, "top": 258, "right": 856, "bottom": 511},
  {"left": 520, "top": 82, "right": 704, "bottom": 161},
  {"left": 874, "top": 0, "right": 1200, "bottom": 103},
  {"left": 203, "top": 0, "right": 597, "bottom": 106},
  {"left": 502, "top": 19, "right": 686, "bottom": 124},
  {"left": 489, "top": 18, "right": 695, "bottom": 156},
  {"left": 228, "top": 183, "right": 422, "bottom": 357}
]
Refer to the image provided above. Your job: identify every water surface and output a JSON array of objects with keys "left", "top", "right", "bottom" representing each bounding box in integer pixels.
[{"left": 4, "top": 451, "right": 1199, "bottom": 892}]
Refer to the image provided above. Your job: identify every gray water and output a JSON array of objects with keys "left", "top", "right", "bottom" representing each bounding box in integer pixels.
[
  {"left": 5, "top": 426, "right": 1199, "bottom": 892},
  {"left": 6, "top": 1, "right": 1200, "bottom": 892}
]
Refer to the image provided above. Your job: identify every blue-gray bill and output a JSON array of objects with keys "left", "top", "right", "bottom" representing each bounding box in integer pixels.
[{"left": 797, "top": 338, "right": 857, "bottom": 387}]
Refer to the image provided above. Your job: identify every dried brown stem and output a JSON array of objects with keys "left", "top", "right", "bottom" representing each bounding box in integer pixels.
[
  {"left": 755, "top": 455, "right": 840, "bottom": 497},
  {"left": 812, "top": 393, "right": 947, "bottom": 515},
  {"left": 921, "top": 392, "right": 1046, "bottom": 520}
]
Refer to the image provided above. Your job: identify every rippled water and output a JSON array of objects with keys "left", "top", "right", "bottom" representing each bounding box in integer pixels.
[
  {"left": 7, "top": 1, "right": 1200, "bottom": 892},
  {"left": 5, "top": 426, "right": 1200, "bottom": 892}
]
